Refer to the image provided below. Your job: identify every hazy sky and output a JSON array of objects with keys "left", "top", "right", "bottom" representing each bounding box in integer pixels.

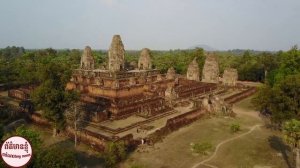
[{"left": 0, "top": 0, "right": 299, "bottom": 51}]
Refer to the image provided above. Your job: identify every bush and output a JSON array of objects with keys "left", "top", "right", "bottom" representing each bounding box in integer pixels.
[
  {"left": 230, "top": 123, "right": 241, "bottom": 133},
  {"left": 34, "top": 145, "right": 78, "bottom": 168},
  {"left": 103, "top": 141, "right": 128, "bottom": 168},
  {"left": 192, "top": 142, "right": 213, "bottom": 155}
]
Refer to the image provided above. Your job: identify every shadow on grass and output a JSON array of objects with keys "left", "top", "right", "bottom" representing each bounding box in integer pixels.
[
  {"left": 54, "top": 140, "right": 105, "bottom": 168},
  {"left": 76, "top": 151, "right": 105, "bottom": 168},
  {"left": 268, "top": 135, "right": 292, "bottom": 168}
]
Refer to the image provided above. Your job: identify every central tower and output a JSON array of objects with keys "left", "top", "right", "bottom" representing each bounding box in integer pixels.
[{"left": 108, "top": 35, "right": 125, "bottom": 72}]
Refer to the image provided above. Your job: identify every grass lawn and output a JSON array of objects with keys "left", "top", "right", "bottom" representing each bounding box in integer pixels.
[
  {"left": 209, "top": 127, "right": 293, "bottom": 168},
  {"left": 121, "top": 96, "right": 292, "bottom": 168}
]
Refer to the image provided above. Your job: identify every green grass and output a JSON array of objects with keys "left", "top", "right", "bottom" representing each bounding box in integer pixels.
[
  {"left": 209, "top": 128, "right": 292, "bottom": 168},
  {"left": 192, "top": 142, "right": 213, "bottom": 155}
]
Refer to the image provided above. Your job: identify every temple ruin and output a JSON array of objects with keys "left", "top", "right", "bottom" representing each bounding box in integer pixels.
[
  {"left": 202, "top": 53, "right": 219, "bottom": 83},
  {"left": 222, "top": 68, "right": 238, "bottom": 86},
  {"left": 66, "top": 35, "right": 221, "bottom": 123},
  {"left": 138, "top": 48, "right": 152, "bottom": 70},
  {"left": 166, "top": 67, "right": 176, "bottom": 80},
  {"left": 80, "top": 46, "right": 95, "bottom": 70},
  {"left": 108, "top": 35, "right": 125, "bottom": 72},
  {"left": 186, "top": 57, "right": 200, "bottom": 81},
  {"left": 7, "top": 34, "right": 257, "bottom": 150}
]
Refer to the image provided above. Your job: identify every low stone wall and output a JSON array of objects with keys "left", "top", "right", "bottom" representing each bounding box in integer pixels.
[
  {"left": 148, "top": 109, "right": 206, "bottom": 143},
  {"left": 30, "top": 113, "right": 51, "bottom": 127},
  {"left": 65, "top": 127, "right": 107, "bottom": 151},
  {"left": 83, "top": 109, "right": 175, "bottom": 135},
  {"left": 7, "top": 85, "right": 35, "bottom": 100},
  {"left": 8, "top": 89, "right": 30, "bottom": 100},
  {"left": 224, "top": 87, "right": 257, "bottom": 104},
  {"left": 29, "top": 112, "right": 133, "bottom": 151},
  {"left": 166, "top": 109, "right": 205, "bottom": 131}
]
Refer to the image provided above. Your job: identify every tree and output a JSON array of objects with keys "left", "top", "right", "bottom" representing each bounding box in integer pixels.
[
  {"left": 0, "top": 124, "right": 4, "bottom": 140},
  {"left": 193, "top": 48, "right": 205, "bottom": 75},
  {"left": 253, "top": 46, "right": 300, "bottom": 125},
  {"left": 284, "top": 119, "right": 300, "bottom": 168},
  {"left": 253, "top": 74, "right": 300, "bottom": 125},
  {"left": 272, "top": 46, "right": 300, "bottom": 85},
  {"left": 15, "top": 125, "right": 42, "bottom": 150},
  {"left": 103, "top": 141, "right": 127, "bottom": 168},
  {"left": 65, "top": 100, "right": 83, "bottom": 148},
  {"left": 31, "top": 62, "right": 77, "bottom": 136},
  {"left": 15, "top": 126, "right": 42, "bottom": 167},
  {"left": 34, "top": 145, "right": 78, "bottom": 168}
]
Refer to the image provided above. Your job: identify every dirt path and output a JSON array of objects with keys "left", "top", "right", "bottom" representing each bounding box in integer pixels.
[{"left": 191, "top": 124, "right": 262, "bottom": 168}]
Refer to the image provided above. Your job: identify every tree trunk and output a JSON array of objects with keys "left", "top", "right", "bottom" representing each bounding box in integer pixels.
[
  {"left": 264, "top": 70, "right": 267, "bottom": 83},
  {"left": 296, "top": 148, "right": 300, "bottom": 168},
  {"left": 52, "top": 127, "right": 57, "bottom": 137},
  {"left": 52, "top": 123, "right": 58, "bottom": 137},
  {"left": 74, "top": 104, "right": 77, "bottom": 148}
]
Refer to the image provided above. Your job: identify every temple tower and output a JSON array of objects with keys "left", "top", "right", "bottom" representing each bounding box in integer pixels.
[
  {"left": 138, "top": 48, "right": 152, "bottom": 70},
  {"left": 202, "top": 53, "right": 219, "bottom": 83},
  {"left": 187, "top": 57, "right": 200, "bottom": 81},
  {"left": 222, "top": 68, "right": 238, "bottom": 86},
  {"left": 108, "top": 35, "right": 125, "bottom": 72},
  {"left": 167, "top": 67, "right": 176, "bottom": 80},
  {"left": 80, "top": 46, "right": 95, "bottom": 70}
]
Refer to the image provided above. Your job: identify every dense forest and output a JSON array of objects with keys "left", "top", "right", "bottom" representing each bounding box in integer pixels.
[
  {"left": 0, "top": 46, "right": 287, "bottom": 86},
  {"left": 253, "top": 46, "right": 300, "bottom": 125}
]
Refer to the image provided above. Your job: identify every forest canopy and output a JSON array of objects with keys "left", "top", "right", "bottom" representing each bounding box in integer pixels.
[{"left": 0, "top": 46, "right": 288, "bottom": 86}]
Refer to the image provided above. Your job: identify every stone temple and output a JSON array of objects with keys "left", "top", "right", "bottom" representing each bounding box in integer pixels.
[
  {"left": 202, "top": 53, "right": 219, "bottom": 83},
  {"left": 222, "top": 68, "right": 238, "bottom": 86},
  {"left": 187, "top": 57, "right": 200, "bottom": 81},
  {"left": 80, "top": 46, "right": 95, "bottom": 70},
  {"left": 66, "top": 35, "right": 218, "bottom": 122},
  {"left": 138, "top": 48, "right": 152, "bottom": 70},
  {"left": 108, "top": 35, "right": 125, "bottom": 72},
  {"left": 8, "top": 34, "right": 258, "bottom": 148}
]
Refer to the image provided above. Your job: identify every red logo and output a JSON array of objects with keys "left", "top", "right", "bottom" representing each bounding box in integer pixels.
[{"left": 1, "top": 136, "right": 33, "bottom": 167}]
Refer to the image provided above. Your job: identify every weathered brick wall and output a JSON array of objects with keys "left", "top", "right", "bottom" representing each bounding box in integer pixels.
[
  {"left": 29, "top": 113, "right": 134, "bottom": 151},
  {"left": 224, "top": 87, "right": 257, "bottom": 104},
  {"left": 148, "top": 109, "right": 206, "bottom": 143},
  {"left": 8, "top": 89, "right": 30, "bottom": 100}
]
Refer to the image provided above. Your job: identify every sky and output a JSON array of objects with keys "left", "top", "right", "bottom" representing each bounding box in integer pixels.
[{"left": 0, "top": 0, "right": 299, "bottom": 51}]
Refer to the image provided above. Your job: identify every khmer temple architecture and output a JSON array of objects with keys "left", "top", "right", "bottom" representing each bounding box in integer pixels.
[
  {"left": 108, "top": 35, "right": 125, "bottom": 72},
  {"left": 138, "top": 48, "right": 152, "bottom": 70},
  {"left": 202, "top": 53, "right": 220, "bottom": 83},
  {"left": 222, "top": 68, "right": 238, "bottom": 86},
  {"left": 4, "top": 34, "right": 258, "bottom": 151},
  {"left": 186, "top": 57, "right": 200, "bottom": 81},
  {"left": 66, "top": 35, "right": 219, "bottom": 123},
  {"left": 80, "top": 46, "right": 95, "bottom": 70}
]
